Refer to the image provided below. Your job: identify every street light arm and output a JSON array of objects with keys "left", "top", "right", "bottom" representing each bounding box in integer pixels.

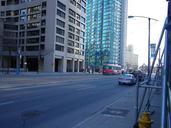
[{"left": 128, "top": 15, "right": 158, "bottom": 21}]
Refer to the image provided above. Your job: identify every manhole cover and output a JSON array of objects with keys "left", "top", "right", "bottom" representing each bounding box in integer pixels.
[
  {"left": 21, "top": 110, "right": 43, "bottom": 119},
  {"left": 101, "top": 108, "right": 129, "bottom": 118}
]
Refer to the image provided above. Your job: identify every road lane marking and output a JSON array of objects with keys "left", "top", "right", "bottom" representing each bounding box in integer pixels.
[
  {"left": 0, "top": 101, "right": 14, "bottom": 106},
  {"left": 71, "top": 89, "right": 133, "bottom": 128}
]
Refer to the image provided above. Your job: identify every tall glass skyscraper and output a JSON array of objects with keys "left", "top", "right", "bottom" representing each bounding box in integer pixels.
[{"left": 85, "top": 0, "right": 127, "bottom": 70}]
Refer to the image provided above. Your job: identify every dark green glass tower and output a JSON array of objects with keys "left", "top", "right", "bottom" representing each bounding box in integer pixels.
[{"left": 85, "top": 0, "right": 127, "bottom": 70}]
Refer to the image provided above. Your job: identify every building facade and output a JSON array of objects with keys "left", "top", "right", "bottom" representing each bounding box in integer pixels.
[
  {"left": 0, "top": 0, "right": 86, "bottom": 72},
  {"left": 125, "top": 45, "right": 138, "bottom": 70},
  {"left": 85, "top": 0, "right": 127, "bottom": 70}
]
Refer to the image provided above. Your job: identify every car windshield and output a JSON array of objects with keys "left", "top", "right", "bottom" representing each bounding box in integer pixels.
[{"left": 122, "top": 74, "right": 133, "bottom": 78}]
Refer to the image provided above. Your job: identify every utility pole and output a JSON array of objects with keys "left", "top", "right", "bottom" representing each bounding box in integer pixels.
[
  {"left": 128, "top": 16, "right": 158, "bottom": 78},
  {"left": 148, "top": 18, "right": 151, "bottom": 78}
]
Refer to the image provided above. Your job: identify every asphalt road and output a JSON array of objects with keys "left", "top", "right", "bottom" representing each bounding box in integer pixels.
[{"left": 0, "top": 74, "right": 134, "bottom": 128}]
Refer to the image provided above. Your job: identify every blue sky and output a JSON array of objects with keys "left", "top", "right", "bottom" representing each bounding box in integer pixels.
[{"left": 127, "top": 0, "right": 167, "bottom": 66}]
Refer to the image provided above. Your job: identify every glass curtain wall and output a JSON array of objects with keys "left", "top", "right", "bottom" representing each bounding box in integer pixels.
[{"left": 86, "top": 0, "right": 122, "bottom": 70}]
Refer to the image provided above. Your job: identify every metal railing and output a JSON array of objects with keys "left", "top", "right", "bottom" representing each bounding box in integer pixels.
[{"left": 133, "top": 13, "right": 171, "bottom": 127}]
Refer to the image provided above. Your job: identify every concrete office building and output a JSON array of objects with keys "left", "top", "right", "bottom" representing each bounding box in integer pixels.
[
  {"left": 0, "top": 0, "right": 86, "bottom": 72},
  {"left": 85, "top": 0, "right": 127, "bottom": 70},
  {"left": 125, "top": 45, "right": 138, "bottom": 70},
  {"left": 0, "top": 18, "right": 3, "bottom": 68}
]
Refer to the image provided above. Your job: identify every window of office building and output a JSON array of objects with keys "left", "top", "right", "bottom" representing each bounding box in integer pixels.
[
  {"left": 70, "top": 0, "right": 76, "bottom": 6},
  {"left": 27, "top": 30, "right": 40, "bottom": 36},
  {"left": 56, "top": 19, "right": 65, "bottom": 28},
  {"left": 77, "top": 3, "right": 81, "bottom": 9},
  {"left": 41, "top": 28, "right": 45, "bottom": 34},
  {"left": 20, "top": 16, "right": 27, "bottom": 22},
  {"left": 56, "top": 36, "right": 64, "bottom": 44},
  {"left": 26, "top": 46, "right": 39, "bottom": 51},
  {"left": 76, "top": 20, "right": 80, "bottom": 27},
  {"left": 19, "top": 39, "right": 25, "bottom": 44},
  {"left": 80, "top": 31, "right": 84, "bottom": 37},
  {"left": 75, "top": 42, "right": 79, "bottom": 48},
  {"left": 41, "top": 19, "right": 46, "bottom": 26},
  {"left": 80, "top": 23, "right": 85, "bottom": 29},
  {"left": 19, "top": 31, "right": 25, "bottom": 37},
  {"left": 75, "top": 35, "right": 79, "bottom": 41},
  {"left": 27, "top": 22, "right": 40, "bottom": 29},
  {"left": 76, "top": 13, "right": 80, "bottom": 20},
  {"left": 55, "top": 44, "right": 64, "bottom": 51},
  {"left": 56, "top": 27, "right": 65, "bottom": 36},
  {"left": 4, "top": 24, "right": 18, "bottom": 30},
  {"left": 80, "top": 16, "right": 85, "bottom": 23},
  {"left": 57, "top": 9, "right": 65, "bottom": 19},
  {"left": 6, "top": 0, "right": 19, "bottom": 5},
  {"left": 68, "top": 32, "right": 74, "bottom": 40},
  {"left": 4, "top": 31, "right": 18, "bottom": 37},
  {"left": 68, "top": 16, "right": 75, "bottom": 24},
  {"left": 41, "top": 10, "right": 46, "bottom": 17},
  {"left": 20, "top": 0, "right": 27, "bottom": 3},
  {"left": 80, "top": 44, "right": 84, "bottom": 49},
  {"left": 6, "top": 10, "right": 19, "bottom": 16},
  {"left": 1, "top": 1, "right": 5, "bottom": 6},
  {"left": 42, "top": 1, "right": 47, "bottom": 8},
  {"left": 75, "top": 49, "right": 80, "bottom": 55},
  {"left": 6, "top": 17, "right": 19, "bottom": 22},
  {"left": 20, "top": 24, "right": 25, "bottom": 30},
  {"left": 40, "top": 44, "right": 45, "bottom": 50},
  {"left": 81, "top": 0, "right": 86, "bottom": 7},
  {"left": 28, "top": 14, "right": 40, "bottom": 21},
  {"left": 68, "top": 40, "right": 74, "bottom": 46},
  {"left": 67, "top": 47, "right": 74, "bottom": 54},
  {"left": 26, "top": 38, "right": 39, "bottom": 44},
  {"left": 28, "top": 6, "right": 41, "bottom": 14},
  {"left": 81, "top": 6, "right": 86, "bottom": 13},
  {"left": 57, "top": 1, "right": 66, "bottom": 11},
  {"left": 80, "top": 37, "right": 84, "bottom": 43},
  {"left": 69, "top": 9, "right": 75, "bottom": 17},
  {"left": 0, "top": 11, "right": 5, "bottom": 16},
  {"left": 68, "top": 25, "right": 75, "bottom": 32},
  {"left": 6, "top": 10, "right": 11, "bottom": 16},
  {"left": 41, "top": 36, "right": 45, "bottom": 42},
  {"left": 76, "top": 28, "right": 80, "bottom": 35}
]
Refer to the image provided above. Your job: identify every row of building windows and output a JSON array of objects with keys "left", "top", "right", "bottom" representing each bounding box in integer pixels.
[
  {"left": 69, "top": 8, "right": 85, "bottom": 23},
  {"left": 56, "top": 9, "right": 85, "bottom": 31},
  {"left": 1, "top": 2, "right": 46, "bottom": 17},
  {"left": 1, "top": 0, "right": 46, "bottom": 6},
  {"left": 68, "top": 16, "right": 85, "bottom": 29},
  {"left": 69, "top": 0, "right": 86, "bottom": 13},
  {"left": 56, "top": 35, "right": 84, "bottom": 50},
  {"left": 3, "top": 12, "right": 45, "bottom": 23},
  {"left": 55, "top": 44, "right": 84, "bottom": 55},
  {"left": 15, "top": 20, "right": 45, "bottom": 30}
]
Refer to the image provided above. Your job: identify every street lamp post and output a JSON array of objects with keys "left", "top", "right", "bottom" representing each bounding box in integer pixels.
[
  {"left": 128, "top": 15, "right": 158, "bottom": 78},
  {"left": 16, "top": 47, "right": 21, "bottom": 75}
]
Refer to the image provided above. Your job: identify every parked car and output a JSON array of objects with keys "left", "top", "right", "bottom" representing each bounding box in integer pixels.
[
  {"left": 118, "top": 73, "right": 137, "bottom": 85},
  {"left": 129, "top": 70, "right": 145, "bottom": 82}
]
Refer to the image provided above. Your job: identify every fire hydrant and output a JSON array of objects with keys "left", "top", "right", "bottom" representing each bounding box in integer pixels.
[{"left": 138, "top": 112, "right": 153, "bottom": 128}]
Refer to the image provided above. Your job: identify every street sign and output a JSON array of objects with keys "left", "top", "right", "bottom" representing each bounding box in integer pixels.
[{"left": 150, "top": 43, "right": 156, "bottom": 58}]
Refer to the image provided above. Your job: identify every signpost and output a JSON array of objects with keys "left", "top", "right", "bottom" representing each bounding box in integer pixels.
[{"left": 150, "top": 43, "right": 156, "bottom": 58}]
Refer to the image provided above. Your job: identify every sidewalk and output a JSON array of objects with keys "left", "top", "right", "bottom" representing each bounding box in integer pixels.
[{"left": 73, "top": 87, "right": 162, "bottom": 128}]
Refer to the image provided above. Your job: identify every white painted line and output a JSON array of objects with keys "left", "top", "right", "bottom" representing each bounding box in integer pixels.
[
  {"left": 71, "top": 97, "right": 122, "bottom": 128},
  {"left": 71, "top": 89, "right": 133, "bottom": 128},
  {"left": 0, "top": 101, "right": 14, "bottom": 106}
]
